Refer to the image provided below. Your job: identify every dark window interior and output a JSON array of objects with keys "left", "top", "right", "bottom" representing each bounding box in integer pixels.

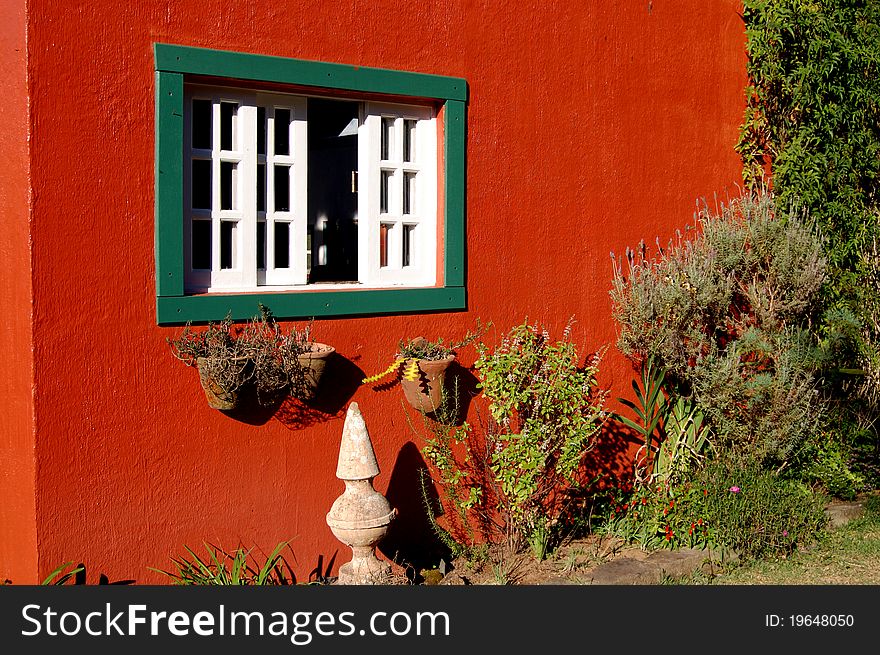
[{"left": 307, "top": 98, "right": 359, "bottom": 283}]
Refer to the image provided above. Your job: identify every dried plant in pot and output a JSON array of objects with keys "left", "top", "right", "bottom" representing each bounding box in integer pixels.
[
  {"left": 244, "top": 305, "right": 334, "bottom": 405},
  {"left": 167, "top": 314, "right": 252, "bottom": 410},
  {"left": 289, "top": 339, "right": 335, "bottom": 401},
  {"left": 167, "top": 306, "right": 335, "bottom": 411}
]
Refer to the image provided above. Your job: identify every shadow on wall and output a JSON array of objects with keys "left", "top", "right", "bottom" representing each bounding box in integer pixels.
[
  {"left": 272, "top": 353, "right": 364, "bottom": 430},
  {"left": 210, "top": 352, "right": 362, "bottom": 428},
  {"left": 378, "top": 441, "right": 452, "bottom": 581},
  {"left": 308, "top": 552, "right": 339, "bottom": 584},
  {"left": 425, "top": 361, "right": 479, "bottom": 427},
  {"left": 585, "top": 417, "right": 643, "bottom": 493},
  {"left": 41, "top": 562, "right": 135, "bottom": 586}
]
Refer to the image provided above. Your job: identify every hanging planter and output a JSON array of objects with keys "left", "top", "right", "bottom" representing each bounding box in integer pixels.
[
  {"left": 398, "top": 351, "right": 456, "bottom": 413},
  {"left": 295, "top": 342, "right": 336, "bottom": 400},
  {"left": 363, "top": 334, "right": 476, "bottom": 414},
  {"left": 168, "top": 305, "right": 334, "bottom": 411},
  {"left": 361, "top": 324, "right": 488, "bottom": 414},
  {"left": 166, "top": 313, "right": 253, "bottom": 411},
  {"left": 195, "top": 355, "right": 251, "bottom": 410}
]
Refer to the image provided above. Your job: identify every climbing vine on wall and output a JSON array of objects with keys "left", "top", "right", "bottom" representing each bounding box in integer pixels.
[{"left": 738, "top": 0, "right": 880, "bottom": 294}]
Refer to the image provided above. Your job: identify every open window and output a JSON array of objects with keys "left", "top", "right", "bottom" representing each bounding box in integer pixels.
[{"left": 155, "top": 44, "right": 466, "bottom": 324}]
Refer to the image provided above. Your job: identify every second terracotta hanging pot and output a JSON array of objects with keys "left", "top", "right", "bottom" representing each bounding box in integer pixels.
[{"left": 399, "top": 355, "right": 455, "bottom": 413}]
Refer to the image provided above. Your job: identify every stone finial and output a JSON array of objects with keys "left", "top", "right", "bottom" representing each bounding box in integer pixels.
[
  {"left": 335, "top": 402, "right": 380, "bottom": 480},
  {"left": 326, "top": 403, "right": 396, "bottom": 584}
]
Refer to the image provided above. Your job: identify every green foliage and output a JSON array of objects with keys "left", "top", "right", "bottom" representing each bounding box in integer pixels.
[
  {"left": 616, "top": 359, "right": 667, "bottom": 463},
  {"left": 601, "top": 457, "right": 829, "bottom": 561},
  {"left": 613, "top": 358, "right": 712, "bottom": 486},
  {"left": 739, "top": 0, "right": 880, "bottom": 282},
  {"left": 658, "top": 396, "right": 711, "bottom": 486},
  {"left": 739, "top": 1, "right": 880, "bottom": 479},
  {"left": 151, "top": 541, "right": 297, "bottom": 585},
  {"left": 693, "top": 329, "right": 823, "bottom": 464},
  {"left": 417, "top": 467, "right": 476, "bottom": 563},
  {"left": 421, "top": 319, "right": 608, "bottom": 558},
  {"left": 40, "top": 562, "right": 131, "bottom": 585},
  {"left": 691, "top": 458, "right": 829, "bottom": 561},
  {"left": 795, "top": 427, "right": 868, "bottom": 500},
  {"left": 398, "top": 337, "right": 456, "bottom": 361},
  {"left": 599, "top": 481, "right": 714, "bottom": 552},
  {"left": 475, "top": 320, "right": 608, "bottom": 550},
  {"left": 839, "top": 240, "right": 880, "bottom": 443},
  {"left": 712, "top": 492, "right": 880, "bottom": 584},
  {"left": 611, "top": 193, "right": 826, "bottom": 466},
  {"left": 398, "top": 320, "right": 490, "bottom": 361},
  {"left": 41, "top": 562, "right": 86, "bottom": 585}
]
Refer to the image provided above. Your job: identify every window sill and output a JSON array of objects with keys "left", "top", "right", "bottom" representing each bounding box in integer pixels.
[{"left": 156, "top": 285, "right": 465, "bottom": 325}]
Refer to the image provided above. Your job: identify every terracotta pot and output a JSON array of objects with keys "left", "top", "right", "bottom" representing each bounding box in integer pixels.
[
  {"left": 296, "top": 342, "right": 335, "bottom": 400},
  {"left": 196, "top": 356, "right": 247, "bottom": 410},
  {"left": 399, "top": 355, "right": 455, "bottom": 413}
]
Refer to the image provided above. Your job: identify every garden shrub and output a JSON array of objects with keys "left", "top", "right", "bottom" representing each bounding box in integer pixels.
[
  {"left": 739, "top": 0, "right": 880, "bottom": 485},
  {"left": 601, "top": 456, "right": 829, "bottom": 561},
  {"left": 794, "top": 428, "right": 867, "bottom": 501},
  {"left": 843, "top": 241, "right": 880, "bottom": 460},
  {"left": 690, "top": 457, "right": 829, "bottom": 561},
  {"left": 611, "top": 192, "right": 827, "bottom": 466},
  {"left": 420, "top": 319, "right": 608, "bottom": 560}
]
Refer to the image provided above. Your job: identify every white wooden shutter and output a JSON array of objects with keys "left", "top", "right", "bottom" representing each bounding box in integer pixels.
[{"left": 359, "top": 102, "right": 436, "bottom": 287}]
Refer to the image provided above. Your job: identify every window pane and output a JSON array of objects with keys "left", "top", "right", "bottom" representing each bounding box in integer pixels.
[
  {"left": 274, "top": 222, "right": 290, "bottom": 269},
  {"left": 192, "top": 220, "right": 211, "bottom": 269},
  {"left": 257, "top": 106, "right": 266, "bottom": 156},
  {"left": 403, "top": 171, "right": 415, "bottom": 215},
  {"left": 403, "top": 224, "right": 414, "bottom": 267},
  {"left": 257, "top": 220, "right": 266, "bottom": 270},
  {"left": 220, "top": 221, "right": 235, "bottom": 269},
  {"left": 191, "top": 159, "right": 211, "bottom": 209},
  {"left": 380, "top": 170, "right": 391, "bottom": 214},
  {"left": 275, "top": 108, "right": 290, "bottom": 156},
  {"left": 403, "top": 119, "right": 416, "bottom": 162},
  {"left": 192, "top": 99, "right": 212, "bottom": 150},
  {"left": 220, "top": 161, "right": 235, "bottom": 210},
  {"left": 381, "top": 117, "right": 393, "bottom": 160},
  {"left": 220, "top": 102, "right": 237, "bottom": 151},
  {"left": 380, "top": 223, "right": 391, "bottom": 268},
  {"left": 257, "top": 163, "right": 266, "bottom": 213},
  {"left": 274, "top": 165, "right": 290, "bottom": 212}
]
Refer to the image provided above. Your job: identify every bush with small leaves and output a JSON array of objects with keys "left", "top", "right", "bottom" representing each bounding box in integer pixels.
[
  {"left": 421, "top": 319, "right": 608, "bottom": 558},
  {"left": 611, "top": 193, "right": 827, "bottom": 466}
]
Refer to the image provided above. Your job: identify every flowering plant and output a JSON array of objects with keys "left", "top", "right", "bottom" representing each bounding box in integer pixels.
[{"left": 600, "top": 480, "right": 713, "bottom": 551}]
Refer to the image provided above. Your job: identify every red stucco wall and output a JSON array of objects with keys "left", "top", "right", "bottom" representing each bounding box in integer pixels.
[
  {"left": 0, "top": 0, "right": 38, "bottom": 584},
  {"left": 14, "top": 0, "right": 746, "bottom": 583}
]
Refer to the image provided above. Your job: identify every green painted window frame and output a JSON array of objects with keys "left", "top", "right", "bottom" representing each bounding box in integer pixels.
[{"left": 154, "top": 43, "right": 467, "bottom": 325}]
